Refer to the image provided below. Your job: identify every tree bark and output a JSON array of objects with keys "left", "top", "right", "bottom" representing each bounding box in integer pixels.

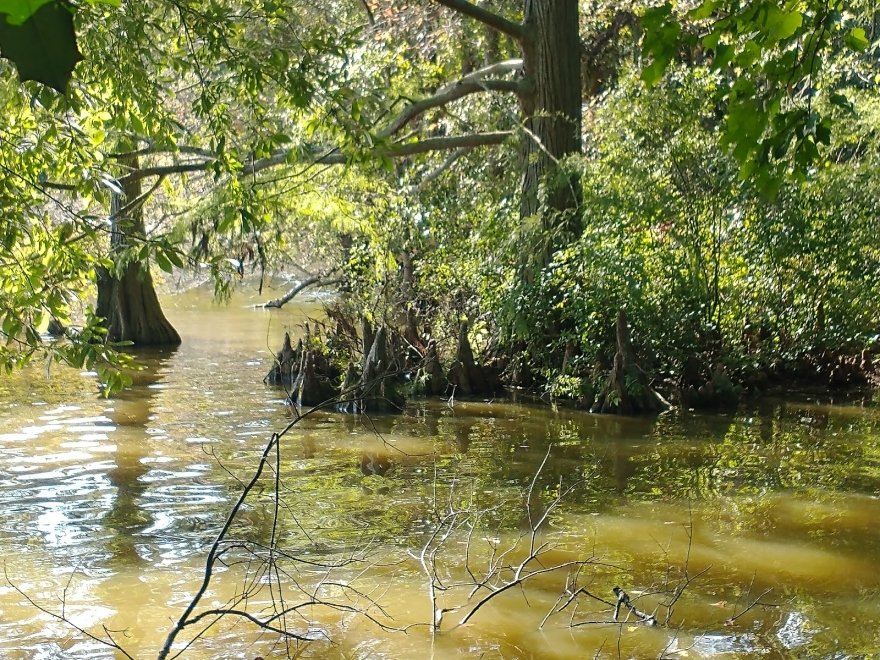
[
  {"left": 433, "top": 0, "right": 583, "bottom": 272},
  {"left": 518, "top": 0, "right": 583, "bottom": 271},
  {"left": 594, "top": 311, "right": 669, "bottom": 415},
  {"left": 95, "top": 154, "right": 181, "bottom": 346}
]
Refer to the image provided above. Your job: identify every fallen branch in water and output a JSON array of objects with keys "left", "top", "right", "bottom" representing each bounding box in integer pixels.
[
  {"left": 157, "top": 385, "right": 412, "bottom": 659},
  {"left": 261, "top": 272, "right": 341, "bottom": 309},
  {"left": 550, "top": 509, "right": 709, "bottom": 633},
  {"left": 412, "top": 445, "right": 607, "bottom": 633},
  {"left": 612, "top": 586, "right": 657, "bottom": 626}
]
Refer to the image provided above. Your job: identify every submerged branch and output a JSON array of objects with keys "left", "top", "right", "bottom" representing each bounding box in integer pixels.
[
  {"left": 612, "top": 586, "right": 657, "bottom": 626},
  {"left": 261, "top": 273, "right": 342, "bottom": 309},
  {"left": 725, "top": 585, "right": 775, "bottom": 626},
  {"left": 157, "top": 429, "right": 286, "bottom": 660}
]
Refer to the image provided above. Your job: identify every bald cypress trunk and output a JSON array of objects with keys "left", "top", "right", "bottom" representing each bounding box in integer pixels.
[
  {"left": 95, "top": 154, "right": 181, "bottom": 346},
  {"left": 519, "top": 0, "right": 583, "bottom": 273}
]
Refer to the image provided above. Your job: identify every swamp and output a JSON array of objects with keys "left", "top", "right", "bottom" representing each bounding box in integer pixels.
[
  {"left": 1, "top": 0, "right": 880, "bottom": 657},
  {"left": 1, "top": 290, "right": 879, "bottom": 657}
]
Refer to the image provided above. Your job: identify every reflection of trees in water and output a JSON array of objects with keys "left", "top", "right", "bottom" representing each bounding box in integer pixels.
[
  {"left": 606, "top": 402, "right": 880, "bottom": 502},
  {"left": 103, "top": 349, "right": 175, "bottom": 564},
  {"left": 375, "top": 401, "right": 876, "bottom": 507}
]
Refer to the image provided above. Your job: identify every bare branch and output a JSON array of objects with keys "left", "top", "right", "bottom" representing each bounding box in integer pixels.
[
  {"left": 725, "top": 586, "right": 775, "bottom": 627},
  {"left": 243, "top": 132, "right": 513, "bottom": 176},
  {"left": 435, "top": 58, "right": 524, "bottom": 95},
  {"left": 158, "top": 428, "right": 287, "bottom": 660},
  {"left": 115, "top": 130, "right": 511, "bottom": 185},
  {"left": 384, "top": 132, "right": 513, "bottom": 157},
  {"left": 118, "top": 160, "right": 218, "bottom": 183},
  {"left": 108, "top": 144, "right": 215, "bottom": 160},
  {"left": 109, "top": 175, "right": 166, "bottom": 222},
  {"left": 378, "top": 69, "right": 523, "bottom": 139},
  {"left": 4, "top": 570, "right": 135, "bottom": 660},
  {"left": 262, "top": 273, "right": 343, "bottom": 309},
  {"left": 612, "top": 586, "right": 657, "bottom": 626},
  {"left": 411, "top": 148, "right": 470, "bottom": 190},
  {"left": 434, "top": 0, "right": 525, "bottom": 41}
]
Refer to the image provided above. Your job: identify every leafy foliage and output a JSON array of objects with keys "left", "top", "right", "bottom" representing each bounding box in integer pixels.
[
  {"left": 641, "top": 0, "right": 878, "bottom": 188},
  {"left": 508, "top": 62, "right": 880, "bottom": 392},
  {"left": 0, "top": 0, "right": 878, "bottom": 398},
  {"left": 0, "top": 0, "right": 119, "bottom": 91}
]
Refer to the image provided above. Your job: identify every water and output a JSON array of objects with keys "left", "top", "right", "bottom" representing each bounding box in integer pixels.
[{"left": 1, "top": 286, "right": 879, "bottom": 658}]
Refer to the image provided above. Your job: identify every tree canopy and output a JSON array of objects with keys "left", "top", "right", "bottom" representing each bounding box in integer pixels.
[{"left": 1, "top": 0, "right": 878, "bottom": 400}]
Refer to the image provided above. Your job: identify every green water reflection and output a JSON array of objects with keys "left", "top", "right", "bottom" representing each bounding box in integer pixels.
[{"left": 0, "top": 286, "right": 877, "bottom": 657}]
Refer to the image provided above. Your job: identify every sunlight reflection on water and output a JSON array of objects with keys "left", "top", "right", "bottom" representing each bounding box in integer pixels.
[{"left": 0, "top": 288, "right": 877, "bottom": 657}]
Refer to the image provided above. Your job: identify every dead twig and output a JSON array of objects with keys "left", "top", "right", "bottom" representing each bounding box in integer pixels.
[{"left": 4, "top": 568, "right": 135, "bottom": 660}]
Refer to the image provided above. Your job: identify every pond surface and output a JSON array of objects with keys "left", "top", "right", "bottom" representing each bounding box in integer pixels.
[{"left": 1, "top": 286, "right": 879, "bottom": 658}]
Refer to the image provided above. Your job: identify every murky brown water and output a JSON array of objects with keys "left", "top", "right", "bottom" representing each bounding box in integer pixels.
[{"left": 1, "top": 286, "right": 879, "bottom": 658}]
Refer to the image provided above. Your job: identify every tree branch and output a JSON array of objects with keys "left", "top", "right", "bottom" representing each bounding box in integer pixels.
[
  {"left": 412, "top": 148, "right": 470, "bottom": 190},
  {"left": 358, "top": 0, "right": 375, "bottom": 26},
  {"left": 242, "top": 131, "right": 513, "bottom": 175},
  {"left": 262, "top": 273, "right": 342, "bottom": 309},
  {"left": 436, "top": 58, "right": 523, "bottom": 94},
  {"left": 378, "top": 60, "right": 523, "bottom": 139},
  {"left": 117, "top": 131, "right": 512, "bottom": 184},
  {"left": 106, "top": 59, "right": 523, "bottom": 188},
  {"left": 386, "top": 132, "right": 513, "bottom": 156},
  {"left": 434, "top": 0, "right": 525, "bottom": 41},
  {"left": 118, "top": 160, "right": 218, "bottom": 184},
  {"left": 109, "top": 175, "right": 166, "bottom": 222}
]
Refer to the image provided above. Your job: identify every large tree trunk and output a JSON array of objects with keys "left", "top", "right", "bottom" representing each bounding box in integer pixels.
[
  {"left": 95, "top": 154, "right": 181, "bottom": 346},
  {"left": 519, "top": 0, "right": 583, "bottom": 272}
]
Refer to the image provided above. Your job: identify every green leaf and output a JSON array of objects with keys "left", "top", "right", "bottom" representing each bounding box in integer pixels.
[
  {"left": 845, "top": 27, "right": 869, "bottom": 52},
  {"left": 688, "top": 0, "right": 716, "bottom": 21},
  {"left": 712, "top": 42, "right": 733, "bottom": 69},
  {"left": 0, "top": 0, "right": 118, "bottom": 24},
  {"left": 155, "top": 250, "right": 174, "bottom": 273},
  {"left": 0, "top": 1, "right": 82, "bottom": 92},
  {"left": 0, "top": 0, "right": 54, "bottom": 25},
  {"left": 268, "top": 47, "right": 289, "bottom": 70},
  {"left": 702, "top": 30, "right": 720, "bottom": 49},
  {"left": 815, "top": 118, "right": 832, "bottom": 146},
  {"left": 166, "top": 249, "right": 185, "bottom": 268},
  {"left": 641, "top": 57, "right": 669, "bottom": 87},
  {"left": 763, "top": 8, "right": 802, "bottom": 43},
  {"left": 642, "top": 2, "right": 672, "bottom": 31},
  {"left": 829, "top": 92, "right": 855, "bottom": 114},
  {"left": 735, "top": 40, "right": 761, "bottom": 68}
]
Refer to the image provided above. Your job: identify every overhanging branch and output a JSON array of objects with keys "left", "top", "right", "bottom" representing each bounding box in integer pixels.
[
  {"left": 378, "top": 59, "right": 523, "bottom": 139},
  {"left": 381, "top": 132, "right": 513, "bottom": 157},
  {"left": 412, "top": 148, "right": 470, "bottom": 190},
  {"left": 245, "top": 132, "right": 513, "bottom": 175},
  {"left": 118, "top": 132, "right": 512, "bottom": 184},
  {"left": 434, "top": 0, "right": 525, "bottom": 42},
  {"left": 262, "top": 272, "right": 342, "bottom": 309},
  {"left": 436, "top": 59, "right": 523, "bottom": 95},
  {"left": 118, "top": 160, "right": 219, "bottom": 184},
  {"left": 112, "top": 59, "right": 521, "bottom": 187}
]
